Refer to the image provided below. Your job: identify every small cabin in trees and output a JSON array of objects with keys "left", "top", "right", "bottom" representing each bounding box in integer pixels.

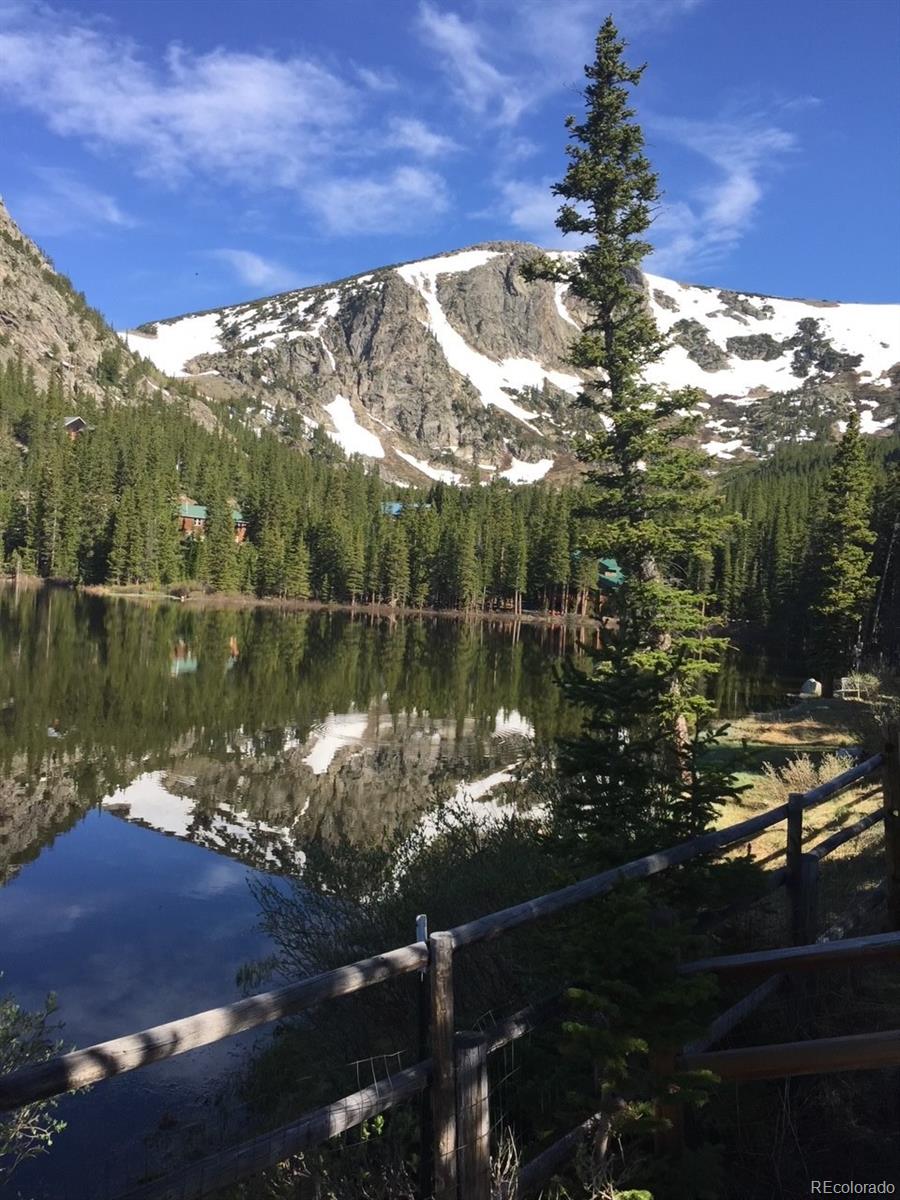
[
  {"left": 177, "top": 502, "right": 247, "bottom": 543},
  {"left": 599, "top": 558, "right": 624, "bottom": 588},
  {"left": 63, "top": 415, "right": 89, "bottom": 440}
]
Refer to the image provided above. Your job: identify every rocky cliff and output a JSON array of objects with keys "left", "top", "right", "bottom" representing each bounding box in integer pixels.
[
  {"left": 121, "top": 242, "right": 900, "bottom": 483},
  {"left": 0, "top": 198, "right": 140, "bottom": 397},
  {"left": 0, "top": 199, "right": 222, "bottom": 427}
]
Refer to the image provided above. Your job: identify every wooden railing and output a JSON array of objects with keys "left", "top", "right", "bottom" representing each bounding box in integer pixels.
[{"left": 1, "top": 735, "right": 898, "bottom": 1200}]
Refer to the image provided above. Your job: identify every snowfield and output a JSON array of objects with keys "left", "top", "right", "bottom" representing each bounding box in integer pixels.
[
  {"left": 500, "top": 457, "right": 555, "bottom": 483},
  {"left": 645, "top": 273, "right": 900, "bottom": 396},
  {"left": 123, "top": 313, "right": 222, "bottom": 377},
  {"left": 324, "top": 396, "right": 385, "bottom": 459},
  {"left": 396, "top": 450, "right": 462, "bottom": 484},
  {"left": 119, "top": 245, "right": 898, "bottom": 478}
]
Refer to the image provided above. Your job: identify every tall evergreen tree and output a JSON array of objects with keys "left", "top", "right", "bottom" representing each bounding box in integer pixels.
[
  {"left": 205, "top": 496, "right": 240, "bottom": 592},
  {"left": 524, "top": 17, "right": 736, "bottom": 854},
  {"left": 809, "top": 410, "right": 876, "bottom": 693}
]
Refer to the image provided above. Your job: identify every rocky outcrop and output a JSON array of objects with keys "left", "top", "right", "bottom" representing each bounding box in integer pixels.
[
  {"left": 0, "top": 198, "right": 135, "bottom": 396},
  {"left": 0, "top": 199, "right": 221, "bottom": 428},
  {"left": 121, "top": 244, "right": 900, "bottom": 478}
]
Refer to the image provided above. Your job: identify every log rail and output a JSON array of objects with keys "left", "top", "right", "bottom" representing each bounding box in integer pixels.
[{"left": 1, "top": 740, "right": 897, "bottom": 1200}]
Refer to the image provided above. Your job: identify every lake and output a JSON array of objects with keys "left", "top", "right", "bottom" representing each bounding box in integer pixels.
[{"left": 0, "top": 588, "right": 797, "bottom": 1197}]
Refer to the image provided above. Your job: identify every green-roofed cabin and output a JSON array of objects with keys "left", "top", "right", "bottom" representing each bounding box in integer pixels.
[
  {"left": 178, "top": 502, "right": 247, "bottom": 543},
  {"left": 599, "top": 558, "right": 624, "bottom": 587}
]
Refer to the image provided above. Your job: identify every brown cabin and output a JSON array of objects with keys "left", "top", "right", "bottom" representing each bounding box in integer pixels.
[
  {"left": 64, "top": 416, "right": 88, "bottom": 441},
  {"left": 178, "top": 502, "right": 247, "bottom": 543}
]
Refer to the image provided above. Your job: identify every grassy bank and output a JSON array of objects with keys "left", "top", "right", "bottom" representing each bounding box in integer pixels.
[{"left": 78, "top": 581, "right": 601, "bottom": 627}]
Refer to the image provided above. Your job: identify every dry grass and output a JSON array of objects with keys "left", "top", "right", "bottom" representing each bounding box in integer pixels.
[
  {"left": 726, "top": 698, "right": 871, "bottom": 749},
  {"left": 715, "top": 750, "right": 882, "bottom": 868}
]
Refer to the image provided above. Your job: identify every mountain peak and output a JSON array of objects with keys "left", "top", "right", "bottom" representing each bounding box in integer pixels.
[{"left": 119, "top": 243, "right": 899, "bottom": 484}]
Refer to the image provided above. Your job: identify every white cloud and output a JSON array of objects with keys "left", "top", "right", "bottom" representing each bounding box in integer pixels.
[
  {"left": 417, "top": 2, "right": 528, "bottom": 125},
  {"left": 0, "top": 4, "right": 453, "bottom": 236},
  {"left": 306, "top": 166, "right": 449, "bottom": 235},
  {"left": 0, "top": 12, "right": 355, "bottom": 186},
  {"left": 647, "top": 112, "right": 796, "bottom": 273},
  {"left": 387, "top": 116, "right": 459, "bottom": 158},
  {"left": 12, "top": 166, "right": 134, "bottom": 235},
  {"left": 417, "top": 0, "right": 704, "bottom": 125},
  {"left": 354, "top": 64, "right": 400, "bottom": 92},
  {"left": 211, "top": 249, "right": 299, "bottom": 291},
  {"left": 499, "top": 179, "right": 562, "bottom": 243}
]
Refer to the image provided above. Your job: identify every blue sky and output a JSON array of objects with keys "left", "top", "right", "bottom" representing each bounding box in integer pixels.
[{"left": 1, "top": 0, "right": 898, "bottom": 327}]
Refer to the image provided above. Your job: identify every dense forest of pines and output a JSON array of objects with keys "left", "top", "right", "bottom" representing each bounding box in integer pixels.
[
  {"left": 0, "top": 360, "right": 601, "bottom": 614},
  {"left": 708, "top": 432, "right": 900, "bottom": 663},
  {"left": 1, "top": 358, "right": 898, "bottom": 663}
]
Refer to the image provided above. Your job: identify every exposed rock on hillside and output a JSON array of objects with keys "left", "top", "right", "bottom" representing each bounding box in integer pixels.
[
  {"left": 121, "top": 243, "right": 899, "bottom": 480},
  {"left": 0, "top": 198, "right": 137, "bottom": 396},
  {"left": 0, "top": 199, "right": 220, "bottom": 427}
]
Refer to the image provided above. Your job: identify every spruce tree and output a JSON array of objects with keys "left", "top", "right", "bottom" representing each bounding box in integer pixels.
[
  {"left": 809, "top": 410, "right": 876, "bottom": 694},
  {"left": 524, "top": 16, "right": 736, "bottom": 855},
  {"left": 205, "top": 496, "right": 239, "bottom": 592},
  {"left": 283, "top": 534, "right": 311, "bottom": 600}
]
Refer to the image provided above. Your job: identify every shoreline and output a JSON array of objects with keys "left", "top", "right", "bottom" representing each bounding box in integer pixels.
[{"left": 2, "top": 576, "right": 600, "bottom": 629}]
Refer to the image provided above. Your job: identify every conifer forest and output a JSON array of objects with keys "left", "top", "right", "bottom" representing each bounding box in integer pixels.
[{"left": 2, "top": 356, "right": 897, "bottom": 673}]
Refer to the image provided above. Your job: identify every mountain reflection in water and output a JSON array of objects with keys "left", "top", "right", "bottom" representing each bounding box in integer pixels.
[
  {"left": 0, "top": 587, "right": 584, "bottom": 883},
  {"left": 0, "top": 588, "right": 793, "bottom": 1196}
]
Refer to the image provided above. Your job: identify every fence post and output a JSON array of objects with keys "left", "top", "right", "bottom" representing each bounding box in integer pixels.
[
  {"left": 455, "top": 1032, "right": 491, "bottom": 1200},
  {"left": 416, "top": 914, "right": 431, "bottom": 1200},
  {"left": 795, "top": 854, "right": 820, "bottom": 947},
  {"left": 786, "top": 791, "right": 805, "bottom": 945},
  {"left": 429, "top": 932, "right": 457, "bottom": 1200},
  {"left": 651, "top": 1047, "right": 684, "bottom": 1155},
  {"left": 883, "top": 727, "right": 900, "bottom": 931}
]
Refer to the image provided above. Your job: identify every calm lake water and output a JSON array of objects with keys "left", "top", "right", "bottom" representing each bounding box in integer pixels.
[{"left": 0, "top": 588, "right": 797, "bottom": 1197}]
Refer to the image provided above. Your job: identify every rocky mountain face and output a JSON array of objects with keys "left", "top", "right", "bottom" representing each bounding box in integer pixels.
[
  {"left": 0, "top": 200, "right": 222, "bottom": 427},
  {"left": 0, "top": 198, "right": 138, "bottom": 396},
  {"left": 1, "top": 196, "right": 895, "bottom": 482},
  {"left": 121, "top": 241, "right": 900, "bottom": 484}
]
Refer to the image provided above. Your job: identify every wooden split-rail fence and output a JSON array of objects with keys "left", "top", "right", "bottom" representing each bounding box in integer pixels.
[{"left": 2, "top": 728, "right": 899, "bottom": 1200}]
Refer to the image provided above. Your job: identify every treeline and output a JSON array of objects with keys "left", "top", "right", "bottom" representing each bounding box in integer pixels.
[
  {"left": 705, "top": 434, "right": 900, "bottom": 662},
  {"left": 3, "top": 360, "right": 898, "bottom": 649},
  {"left": 0, "top": 360, "right": 601, "bottom": 613}
]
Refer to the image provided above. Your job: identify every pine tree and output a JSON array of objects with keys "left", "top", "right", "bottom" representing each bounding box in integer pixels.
[
  {"left": 382, "top": 524, "right": 410, "bottom": 607},
  {"left": 205, "top": 496, "right": 239, "bottom": 592},
  {"left": 809, "top": 411, "right": 876, "bottom": 694},
  {"left": 283, "top": 534, "right": 311, "bottom": 600},
  {"left": 524, "top": 16, "right": 736, "bottom": 855},
  {"left": 257, "top": 521, "right": 287, "bottom": 597}
]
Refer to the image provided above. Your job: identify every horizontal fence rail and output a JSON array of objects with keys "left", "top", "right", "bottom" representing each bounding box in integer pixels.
[
  {"left": 0, "top": 740, "right": 893, "bottom": 1200},
  {"left": 119, "top": 1061, "right": 432, "bottom": 1200},
  {"left": 0, "top": 942, "right": 429, "bottom": 1111},
  {"left": 680, "top": 929, "right": 900, "bottom": 978},
  {"left": 448, "top": 753, "right": 885, "bottom": 950},
  {"left": 681, "top": 1028, "right": 900, "bottom": 1082}
]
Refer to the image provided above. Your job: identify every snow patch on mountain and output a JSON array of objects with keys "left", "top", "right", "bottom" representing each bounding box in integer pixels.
[
  {"left": 500, "top": 457, "right": 554, "bottom": 483},
  {"left": 702, "top": 438, "right": 746, "bottom": 459},
  {"left": 324, "top": 396, "right": 384, "bottom": 459},
  {"left": 554, "top": 283, "right": 580, "bottom": 329},
  {"left": 123, "top": 313, "right": 222, "bottom": 377},
  {"left": 396, "top": 450, "right": 462, "bottom": 484},
  {"left": 645, "top": 273, "right": 900, "bottom": 398}
]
